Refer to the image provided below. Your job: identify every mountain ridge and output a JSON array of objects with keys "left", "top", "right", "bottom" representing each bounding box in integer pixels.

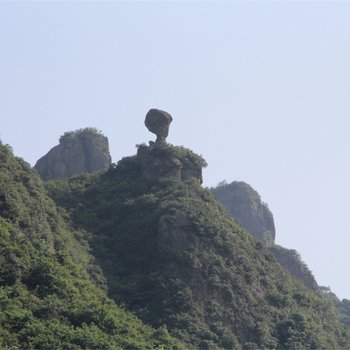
[
  {"left": 0, "top": 140, "right": 183, "bottom": 349},
  {"left": 45, "top": 139, "right": 350, "bottom": 349},
  {"left": 2, "top": 115, "right": 350, "bottom": 349}
]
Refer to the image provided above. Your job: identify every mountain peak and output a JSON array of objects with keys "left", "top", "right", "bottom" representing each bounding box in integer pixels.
[
  {"left": 136, "top": 142, "right": 206, "bottom": 184},
  {"left": 34, "top": 127, "right": 111, "bottom": 180}
]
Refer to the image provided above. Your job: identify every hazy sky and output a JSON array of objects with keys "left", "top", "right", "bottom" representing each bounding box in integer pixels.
[{"left": 1, "top": 1, "right": 350, "bottom": 299}]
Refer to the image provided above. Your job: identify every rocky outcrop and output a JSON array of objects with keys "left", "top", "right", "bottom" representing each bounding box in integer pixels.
[
  {"left": 34, "top": 128, "right": 111, "bottom": 180},
  {"left": 269, "top": 245, "right": 319, "bottom": 291},
  {"left": 137, "top": 143, "right": 204, "bottom": 184},
  {"left": 145, "top": 109, "right": 173, "bottom": 143},
  {"left": 212, "top": 181, "right": 319, "bottom": 292},
  {"left": 137, "top": 109, "right": 204, "bottom": 183},
  {"left": 211, "top": 181, "right": 276, "bottom": 245}
]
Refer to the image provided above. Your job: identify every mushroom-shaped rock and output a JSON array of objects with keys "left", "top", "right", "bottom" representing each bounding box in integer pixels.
[{"left": 145, "top": 109, "right": 173, "bottom": 143}]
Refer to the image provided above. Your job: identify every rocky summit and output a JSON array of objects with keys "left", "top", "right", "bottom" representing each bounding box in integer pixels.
[
  {"left": 34, "top": 127, "right": 111, "bottom": 180},
  {"left": 138, "top": 109, "right": 204, "bottom": 183},
  {"left": 136, "top": 143, "right": 205, "bottom": 184}
]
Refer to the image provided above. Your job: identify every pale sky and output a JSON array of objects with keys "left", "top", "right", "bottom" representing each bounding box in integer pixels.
[{"left": 1, "top": 1, "right": 350, "bottom": 299}]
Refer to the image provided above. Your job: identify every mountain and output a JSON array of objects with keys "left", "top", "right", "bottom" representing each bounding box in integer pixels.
[
  {"left": 34, "top": 128, "right": 111, "bottom": 180},
  {"left": 211, "top": 181, "right": 318, "bottom": 292},
  {"left": 0, "top": 141, "right": 182, "bottom": 349},
  {"left": 45, "top": 140, "right": 350, "bottom": 349}
]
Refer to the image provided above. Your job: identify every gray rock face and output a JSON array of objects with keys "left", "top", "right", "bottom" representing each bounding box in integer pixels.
[
  {"left": 211, "top": 181, "right": 276, "bottom": 245},
  {"left": 136, "top": 144, "right": 203, "bottom": 184},
  {"left": 269, "top": 245, "right": 319, "bottom": 291},
  {"left": 145, "top": 109, "right": 173, "bottom": 143},
  {"left": 34, "top": 128, "right": 111, "bottom": 180}
]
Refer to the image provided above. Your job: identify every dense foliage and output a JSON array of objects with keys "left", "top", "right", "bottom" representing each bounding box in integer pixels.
[
  {"left": 211, "top": 181, "right": 318, "bottom": 290},
  {"left": 320, "top": 287, "right": 350, "bottom": 328},
  {"left": 136, "top": 142, "right": 208, "bottom": 169},
  {"left": 47, "top": 145, "right": 350, "bottom": 349},
  {"left": 59, "top": 127, "right": 103, "bottom": 144},
  {"left": 0, "top": 142, "right": 183, "bottom": 349}
]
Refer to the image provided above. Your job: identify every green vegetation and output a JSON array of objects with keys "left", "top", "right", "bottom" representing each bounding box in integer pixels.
[
  {"left": 211, "top": 179, "right": 349, "bottom": 327},
  {"left": 137, "top": 142, "right": 208, "bottom": 169},
  {"left": 320, "top": 287, "right": 350, "bottom": 328},
  {"left": 59, "top": 127, "right": 103, "bottom": 144},
  {"left": 47, "top": 145, "right": 350, "bottom": 349},
  {"left": 58, "top": 127, "right": 110, "bottom": 161},
  {"left": 2, "top": 138, "right": 350, "bottom": 349},
  {"left": 211, "top": 181, "right": 318, "bottom": 290},
  {"left": 269, "top": 245, "right": 318, "bottom": 292},
  {"left": 0, "top": 143, "right": 183, "bottom": 349}
]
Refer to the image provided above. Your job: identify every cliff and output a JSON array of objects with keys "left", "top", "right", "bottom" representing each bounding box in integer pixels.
[
  {"left": 211, "top": 181, "right": 276, "bottom": 245},
  {"left": 34, "top": 128, "right": 111, "bottom": 180},
  {"left": 270, "top": 245, "right": 319, "bottom": 291},
  {"left": 136, "top": 142, "right": 205, "bottom": 184}
]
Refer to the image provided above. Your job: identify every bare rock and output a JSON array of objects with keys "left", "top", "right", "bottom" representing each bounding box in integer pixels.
[
  {"left": 34, "top": 128, "right": 111, "bottom": 180},
  {"left": 145, "top": 109, "right": 173, "bottom": 143},
  {"left": 136, "top": 144, "right": 204, "bottom": 184},
  {"left": 211, "top": 181, "right": 276, "bottom": 245}
]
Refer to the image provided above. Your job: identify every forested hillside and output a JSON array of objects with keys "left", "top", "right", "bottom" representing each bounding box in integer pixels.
[
  {"left": 45, "top": 142, "right": 350, "bottom": 349},
  {"left": 210, "top": 181, "right": 319, "bottom": 292},
  {"left": 0, "top": 141, "right": 183, "bottom": 349}
]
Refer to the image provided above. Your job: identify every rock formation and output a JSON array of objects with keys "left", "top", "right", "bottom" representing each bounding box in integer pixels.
[
  {"left": 211, "top": 181, "right": 276, "bottom": 245},
  {"left": 34, "top": 128, "right": 111, "bottom": 180},
  {"left": 145, "top": 109, "right": 173, "bottom": 143},
  {"left": 138, "top": 110, "right": 204, "bottom": 183},
  {"left": 136, "top": 144, "right": 204, "bottom": 184},
  {"left": 269, "top": 245, "right": 318, "bottom": 291}
]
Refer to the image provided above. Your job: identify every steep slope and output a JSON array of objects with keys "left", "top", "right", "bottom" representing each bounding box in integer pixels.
[
  {"left": 211, "top": 181, "right": 275, "bottom": 245},
  {"left": 269, "top": 245, "right": 318, "bottom": 291},
  {"left": 211, "top": 181, "right": 318, "bottom": 292},
  {"left": 47, "top": 142, "right": 350, "bottom": 349},
  {"left": 320, "top": 287, "right": 350, "bottom": 328},
  {"left": 34, "top": 128, "right": 111, "bottom": 180},
  {"left": 0, "top": 142, "right": 183, "bottom": 349}
]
